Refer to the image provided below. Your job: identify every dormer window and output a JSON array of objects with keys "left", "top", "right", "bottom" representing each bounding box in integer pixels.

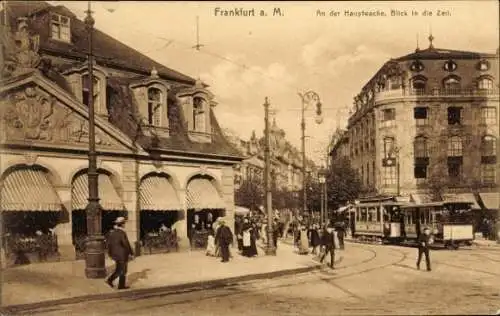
[
  {"left": 148, "top": 87, "right": 163, "bottom": 126},
  {"left": 82, "top": 74, "right": 100, "bottom": 110},
  {"left": 193, "top": 97, "right": 206, "bottom": 133},
  {"left": 477, "top": 60, "right": 490, "bottom": 71},
  {"left": 50, "top": 14, "right": 71, "bottom": 42}
]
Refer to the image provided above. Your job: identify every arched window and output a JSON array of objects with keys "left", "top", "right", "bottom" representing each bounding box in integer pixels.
[
  {"left": 477, "top": 77, "right": 494, "bottom": 91},
  {"left": 447, "top": 136, "right": 463, "bottom": 157},
  {"left": 82, "top": 74, "right": 100, "bottom": 110},
  {"left": 482, "top": 135, "right": 496, "bottom": 157},
  {"left": 410, "top": 75, "right": 427, "bottom": 92},
  {"left": 414, "top": 136, "right": 428, "bottom": 158},
  {"left": 193, "top": 97, "right": 206, "bottom": 132},
  {"left": 147, "top": 87, "right": 163, "bottom": 126},
  {"left": 443, "top": 76, "right": 461, "bottom": 90}
]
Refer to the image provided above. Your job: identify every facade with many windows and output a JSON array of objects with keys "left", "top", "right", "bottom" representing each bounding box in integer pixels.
[
  {"left": 225, "top": 119, "right": 316, "bottom": 212},
  {"left": 0, "top": 2, "right": 242, "bottom": 266},
  {"left": 330, "top": 37, "right": 499, "bottom": 211}
]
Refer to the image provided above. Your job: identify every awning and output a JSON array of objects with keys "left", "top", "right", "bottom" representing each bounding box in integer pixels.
[
  {"left": 336, "top": 205, "right": 352, "bottom": 213},
  {"left": 1, "top": 169, "right": 63, "bottom": 212},
  {"left": 139, "top": 176, "right": 181, "bottom": 211},
  {"left": 186, "top": 178, "right": 225, "bottom": 210},
  {"left": 442, "top": 193, "right": 480, "bottom": 209},
  {"left": 410, "top": 193, "right": 435, "bottom": 204},
  {"left": 235, "top": 206, "right": 250, "bottom": 216},
  {"left": 479, "top": 192, "right": 500, "bottom": 210},
  {"left": 72, "top": 174, "right": 124, "bottom": 210}
]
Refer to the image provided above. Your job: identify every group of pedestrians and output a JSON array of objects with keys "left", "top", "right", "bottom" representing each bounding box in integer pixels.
[{"left": 294, "top": 221, "right": 346, "bottom": 269}]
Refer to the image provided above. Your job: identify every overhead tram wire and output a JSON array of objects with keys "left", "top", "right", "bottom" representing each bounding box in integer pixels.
[{"left": 86, "top": 13, "right": 307, "bottom": 97}]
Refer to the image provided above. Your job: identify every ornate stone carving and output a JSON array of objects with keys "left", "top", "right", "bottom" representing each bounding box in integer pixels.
[
  {"left": 199, "top": 165, "right": 208, "bottom": 175},
  {"left": 2, "top": 17, "right": 41, "bottom": 77},
  {"left": 3, "top": 86, "right": 54, "bottom": 140},
  {"left": 2, "top": 85, "right": 114, "bottom": 147},
  {"left": 23, "top": 152, "right": 38, "bottom": 165}
]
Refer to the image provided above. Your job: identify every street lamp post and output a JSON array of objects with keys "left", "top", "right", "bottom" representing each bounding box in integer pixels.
[
  {"left": 84, "top": 1, "right": 106, "bottom": 278},
  {"left": 298, "top": 91, "right": 323, "bottom": 219},
  {"left": 263, "top": 97, "right": 276, "bottom": 255}
]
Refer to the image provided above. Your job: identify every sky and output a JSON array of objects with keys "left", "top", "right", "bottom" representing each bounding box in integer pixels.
[{"left": 52, "top": 1, "right": 499, "bottom": 164}]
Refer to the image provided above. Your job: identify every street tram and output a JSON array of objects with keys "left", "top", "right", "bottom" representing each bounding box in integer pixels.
[
  {"left": 349, "top": 197, "right": 408, "bottom": 244},
  {"left": 400, "top": 201, "right": 474, "bottom": 249}
]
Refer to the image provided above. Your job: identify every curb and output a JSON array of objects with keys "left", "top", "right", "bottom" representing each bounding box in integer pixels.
[{"left": 1, "top": 264, "right": 321, "bottom": 313}]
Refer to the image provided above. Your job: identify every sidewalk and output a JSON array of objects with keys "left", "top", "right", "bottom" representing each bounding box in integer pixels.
[{"left": 2, "top": 242, "right": 320, "bottom": 310}]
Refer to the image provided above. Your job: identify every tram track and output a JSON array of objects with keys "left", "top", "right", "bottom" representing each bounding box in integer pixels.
[{"left": 434, "top": 260, "right": 500, "bottom": 277}]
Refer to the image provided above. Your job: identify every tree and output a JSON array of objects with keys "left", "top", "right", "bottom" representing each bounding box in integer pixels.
[
  {"left": 326, "top": 156, "right": 363, "bottom": 210},
  {"left": 234, "top": 177, "right": 263, "bottom": 210}
]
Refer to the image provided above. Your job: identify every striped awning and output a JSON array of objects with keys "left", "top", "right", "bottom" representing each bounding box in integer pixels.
[
  {"left": 139, "top": 176, "right": 182, "bottom": 211},
  {"left": 1, "top": 169, "right": 62, "bottom": 212},
  {"left": 479, "top": 192, "right": 499, "bottom": 210},
  {"left": 442, "top": 193, "right": 480, "bottom": 209},
  {"left": 72, "top": 174, "right": 124, "bottom": 210},
  {"left": 235, "top": 206, "right": 250, "bottom": 216},
  {"left": 186, "top": 178, "right": 225, "bottom": 210},
  {"left": 410, "top": 193, "right": 435, "bottom": 204}
]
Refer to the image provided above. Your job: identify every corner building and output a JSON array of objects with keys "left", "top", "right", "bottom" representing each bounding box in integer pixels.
[
  {"left": 331, "top": 37, "right": 499, "bottom": 213},
  {"left": 0, "top": 2, "right": 242, "bottom": 266}
]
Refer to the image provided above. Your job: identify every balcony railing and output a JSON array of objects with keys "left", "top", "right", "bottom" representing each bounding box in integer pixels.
[{"left": 374, "top": 87, "right": 499, "bottom": 101}]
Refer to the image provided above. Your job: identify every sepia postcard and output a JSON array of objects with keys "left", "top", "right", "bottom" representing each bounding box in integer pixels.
[{"left": 0, "top": 1, "right": 499, "bottom": 315}]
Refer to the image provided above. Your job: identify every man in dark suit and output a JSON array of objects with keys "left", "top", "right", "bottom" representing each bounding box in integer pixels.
[
  {"left": 320, "top": 225, "right": 336, "bottom": 269},
  {"left": 215, "top": 220, "right": 233, "bottom": 262},
  {"left": 416, "top": 227, "right": 432, "bottom": 271},
  {"left": 106, "top": 217, "right": 134, "bottom": 289}
]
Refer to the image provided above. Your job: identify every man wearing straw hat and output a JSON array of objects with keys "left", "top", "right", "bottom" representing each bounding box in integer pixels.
[{"left": 106, "top": 217, "right": 134, "bottom": 289}]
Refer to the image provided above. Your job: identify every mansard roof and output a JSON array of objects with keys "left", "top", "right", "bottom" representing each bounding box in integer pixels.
[
  {"left": 4, "top": 1, "right": 196, "bottom": 84},
  {"left": 396, "top": 47, "right": 497, "bottom": 61}
]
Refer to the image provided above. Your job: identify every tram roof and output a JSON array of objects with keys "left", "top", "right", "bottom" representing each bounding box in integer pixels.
[
  {"left": 354, "top": 201, "right": 409, "bottom": 207},
  {"left": 400, "top": 201, "right": 474, "bottom": 209}
]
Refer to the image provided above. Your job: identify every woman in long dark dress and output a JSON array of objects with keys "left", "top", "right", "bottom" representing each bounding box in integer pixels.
[
  {"left": 241, "top": 218, "right": 253, "bottom": 257},
  {"left": 309, "top": 224, "right": 321, "bottom": 255}
]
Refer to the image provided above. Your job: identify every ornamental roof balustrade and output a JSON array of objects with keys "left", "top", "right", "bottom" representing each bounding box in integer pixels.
[{"left": 373, "top": 86, "right": 499, "bottom": 103}]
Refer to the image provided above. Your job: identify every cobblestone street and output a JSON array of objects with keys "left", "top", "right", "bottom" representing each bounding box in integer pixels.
[{"left": 22, "top": 243, "right": 500, "bottom": 316}]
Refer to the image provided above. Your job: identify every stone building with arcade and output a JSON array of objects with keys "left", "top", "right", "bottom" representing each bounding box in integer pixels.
[{"left": 0, "top": 2, "right": 242, "bottom": 265}]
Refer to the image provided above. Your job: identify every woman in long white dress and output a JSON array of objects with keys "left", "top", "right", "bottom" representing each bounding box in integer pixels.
[
  {"left": 206, "top": 233, "right": 216, "bottom": 257},
  {"left": 298, "top": 225, "right": 309, "bottom": 255}
]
